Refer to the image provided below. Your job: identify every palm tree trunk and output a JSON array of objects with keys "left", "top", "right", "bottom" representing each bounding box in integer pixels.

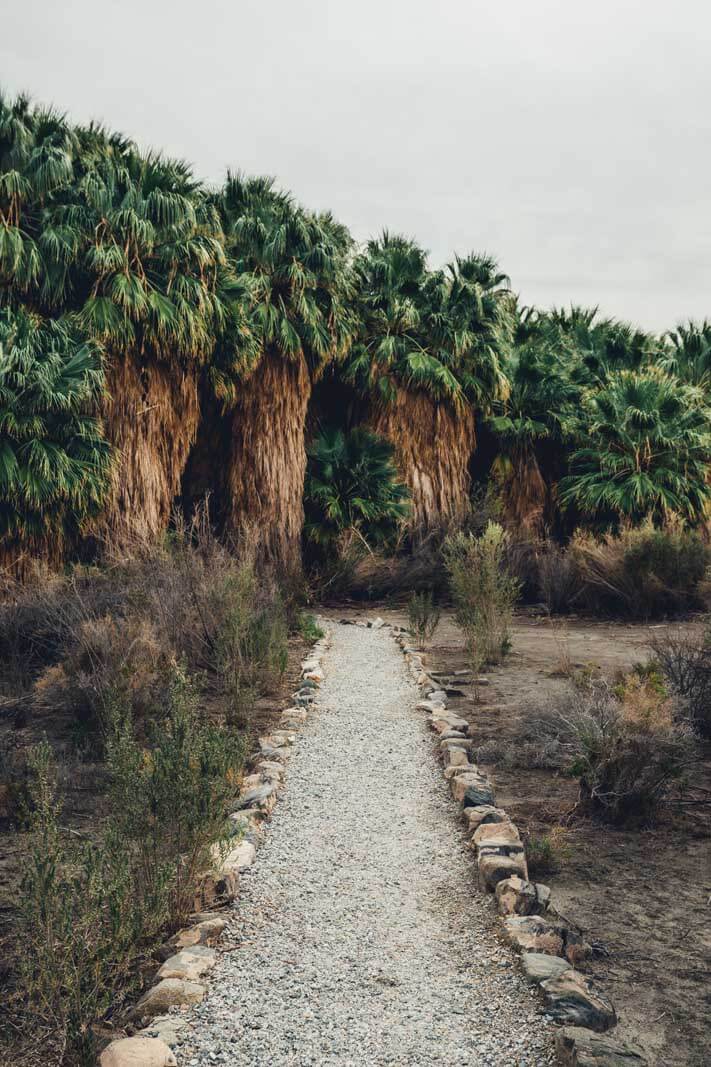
[
  {"left": 223, "top": 350, "right": 310, "bottom": 575},
  {"left": 99, "top": 352, "right": 201, "bottom": 544},
  {"left": 371, "top": 388, "right": 475, "bottom": 539}
]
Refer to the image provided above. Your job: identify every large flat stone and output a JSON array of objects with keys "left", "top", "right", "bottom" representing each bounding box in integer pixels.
[
  {"left": 521, "top": 951, "right": 571, "bottom": 983},
  {"left": 473, "top": 821, "right": 521, "bottom": 846},
  {"left": 100, "top": 1037, "right": 176, "bottom": 1067},
  {"left": 541, "top": 971, "right": 617, "bottom": 1032},
  {"left": 171, "top": 916, "right": 226, "bottom": 950},
  {"left": 157, "top": 945, "right": 216, "bottom": 982},
  {"left": 135, "top": 978, "right": 205, "bottom": 1019},
  {"left": 555, "top": 1026, "right": 648, "bottom": 1065},
  {"left": 503, "top": 914, "right": 566, "bottom": 956},
  {"left": 450, "top": 772, "right": 494, "bottom": 806},
  {"left": 463, "top": 805, "right": 509, "bottom": 832},
  {"left": 479, "top": 852, "right": 528, "bottom": 890}
]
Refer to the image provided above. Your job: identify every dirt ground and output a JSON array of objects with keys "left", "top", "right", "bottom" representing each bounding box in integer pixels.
[{"left": 339, "top": 606, "right": 711, "bottom": 1067}]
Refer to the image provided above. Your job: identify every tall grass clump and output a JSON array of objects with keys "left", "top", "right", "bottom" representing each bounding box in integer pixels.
[{"left": 443, "top": 522, "right": 520, "bottom": 665}]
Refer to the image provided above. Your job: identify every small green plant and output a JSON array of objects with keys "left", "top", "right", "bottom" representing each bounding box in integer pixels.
[
  {"left": 407, "top": 590, "right": 441, "bottom": 649},
  {"left": 297, "top": 612, "right": 324, "bottom": 644},
  {"left": 443, "top": 522, "right": 520, "bottom": 665},
  {"left": 525, "top": 827, "right": 570, "bottom": 875}
]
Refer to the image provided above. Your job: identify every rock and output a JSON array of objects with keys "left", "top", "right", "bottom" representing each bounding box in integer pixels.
[
  {"left": 444, "top": 746, "right": 470, "bottom": 769},
  {"left": 541, "top": 970, "right": 617, "bottom": 1032},
  {"left": 443, "top": 763, "right": 479, "bottom": 780},
  {"left": 555, "top": 1026, "right": 648, "bottom": 1065},
  {"left": 478, "top": 852, "right": 528, "bottom": 890},
  {"left": 303, "top": 669, "right": 324, "bottom": 683},
  {"left": 221, "top": 839, "right": 256, "bottom": 873},
  {"left": 171, "top": 916, "right": 226, "bottom": 950},
  {"left": 100, "top": 1037, "right": 177, "bottom": 1067},
  {"left": 281, "top": 707, "right": 308, "bottom": 724},
  {"left": 370, "top": 617, "right": 385, "bottom": 629},
  {"left": 430, "top": 714, "right": 469, "bottom": 735},
  {"left": 255, "top": 760, "right": 285, "bottom": 780},
  {"left": 463, "top": 805, "right": 509, "bottom": 832},
  {"left": 237, "top": 782, "right": 277, "bottom": 812},
  {"left": 268, "top": 729, "right": 296, "bottom": 746},
  {"left": 415, "top": 700, "right": 442, "bottom": 713},
  {"left": 495, "top": 875, "right": 538, "bottom": 915},
  {"left": 158, "top": 945, "right": 216, "bottom": 981},
  {"left": 429, "top": 689, "right": 448, "bottom": 704},
  {"left": 135, "top": 978, "right": 206, "bottom": 1019},
  {"left": 229, "top": 810, "right": 265, "bottom": 835},
  {"left": 473, "top": 821, "right": 521, "bottom": 847},
  {"left": 439, "top": 737, "right": 473, "bottom": 753},
  {"left": 521, "top": 951, "right": 571, "bottom": 983},
  {"left": 138, "top": 1015, "right": 188, "bottom": 1048},
  {"left": 450, "top": 772, "right": 495, "bottom": 807},
  {"left": 439, "top": 729, "right": 467, "bottom": 741},
  {"left": 503, "top": 914, "right": 566, "bottom": 956}
]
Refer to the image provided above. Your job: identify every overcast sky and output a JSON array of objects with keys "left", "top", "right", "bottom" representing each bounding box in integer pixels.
[{"left": 2, "top": 0, "right": 709, "bottom": 331}]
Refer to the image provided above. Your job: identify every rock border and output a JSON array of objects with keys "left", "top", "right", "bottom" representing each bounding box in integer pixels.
[
  {"left": 98, "top": 626, "right": 331, "bottom": 1067},
  {"left": 386, "top": 620, "right": 648, "bottom": 1067}
]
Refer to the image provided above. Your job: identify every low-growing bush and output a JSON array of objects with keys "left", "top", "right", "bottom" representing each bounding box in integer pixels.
[
  {"left": 443, "top": 522, "right": 520, "bottom": 665},
  {"left": 650, "top": 626, "right": 711, "bottom": 738},
  {"left": 571, "top": 523, "right": 709, "bottom": 619},
  {"left": 407, "top": 589, "right": 441, "bottom": 649}
]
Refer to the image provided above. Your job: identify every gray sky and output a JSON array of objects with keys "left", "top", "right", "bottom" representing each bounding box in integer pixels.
[{"left": 2, "top": 0, "right": 710, "bottom": 331}]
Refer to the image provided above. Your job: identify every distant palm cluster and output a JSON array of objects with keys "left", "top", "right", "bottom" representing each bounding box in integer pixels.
[{"left": 1, "top": 90, "right": 710, "bottom": 575}]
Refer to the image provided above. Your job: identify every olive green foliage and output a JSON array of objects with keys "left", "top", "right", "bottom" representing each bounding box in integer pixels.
[
  {"left": 346, "top": 233, "right": 511, "bottom": 409},
  {"left": 304, "top": 427, "right": 409, "bottom": 547},
  {"left": 0, "top": 307, "right": 110, "bottom": 544},
  {"left": 560, "top": 370, "right": 711, "bottom": 525},
  {"left": 443, "top": 522, "right": 520, "bottom": 665}
]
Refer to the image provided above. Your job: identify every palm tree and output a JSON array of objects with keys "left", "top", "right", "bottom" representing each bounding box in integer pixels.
[
  {"left": 349, "top": 235, "right": 510, "bottom": 538},
  {"left": 662, "top": 321, "right": 711, "bottom": 388},
  {"left": 559, "top": 368, "right": 711, "bottom": 526},
  {"left": 1, "top": 92, "right": 234, "bottom": 546},
  {"left": 212, "top": 174, "right": 356, "bottom": 573},
  {"left": 0, "top": 307, "right": 111, "bottom": 571},
  {"left": 304, "top": 427, "right": 409, "bottom": 547}
]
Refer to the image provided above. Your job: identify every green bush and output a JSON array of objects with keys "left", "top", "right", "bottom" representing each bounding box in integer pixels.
[
  {"left": 443, "top": 522, "right": 520, "bottom": 665},
  {"left": 407, "top": 589, "right": 441, "bottom": 649}
]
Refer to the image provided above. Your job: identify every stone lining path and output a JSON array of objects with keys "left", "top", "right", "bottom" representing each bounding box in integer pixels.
[{"left": 180, "top": 622, "right": 555, "bottom": 1066}]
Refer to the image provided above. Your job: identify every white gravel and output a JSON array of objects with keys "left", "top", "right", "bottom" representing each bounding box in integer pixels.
[{"left": 180, "top": 622, "right": 555, "bottom": 1066}]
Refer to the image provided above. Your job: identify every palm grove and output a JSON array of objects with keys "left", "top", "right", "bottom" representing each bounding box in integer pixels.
[{"left": 2, "top": 91, "right": 711, "bottom": 582}]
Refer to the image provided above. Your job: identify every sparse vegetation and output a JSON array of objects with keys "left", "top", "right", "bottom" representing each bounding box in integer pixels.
[
  {"left": 407, "top": 589, "right": 441, "bottom": 649},
  {"left": 443, "top": 522, "right": 520, "bottom": 665}
]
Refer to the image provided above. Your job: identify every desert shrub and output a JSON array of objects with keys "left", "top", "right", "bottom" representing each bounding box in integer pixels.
[
  {"left": 443, "top": 522, "right": 520, "bottom": 665},
  {"left": 650, "top": 626, "right": 711, "bottom": 739},
  {"left": 407, "top": 589, "right": 441, "bottom": 648},
  {"left": 571, "top": 523, "right": 709, "bottom": 619},
  {"left": 18, "top": 672, "right": 243, "bottom": 1065},
  {"left": 537, "top": 543, "right": 583, "bottom": 614},
  {"left": 0, "top": 510, "right": 289, "bottom": 738},
  {"left": 528, "top": 680, "right": 697, "bottom": 823}
]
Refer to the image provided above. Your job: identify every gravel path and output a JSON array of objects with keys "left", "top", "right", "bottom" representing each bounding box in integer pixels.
[{"left": 181, "top": 622, "right": 554, "bottom": 1066}]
